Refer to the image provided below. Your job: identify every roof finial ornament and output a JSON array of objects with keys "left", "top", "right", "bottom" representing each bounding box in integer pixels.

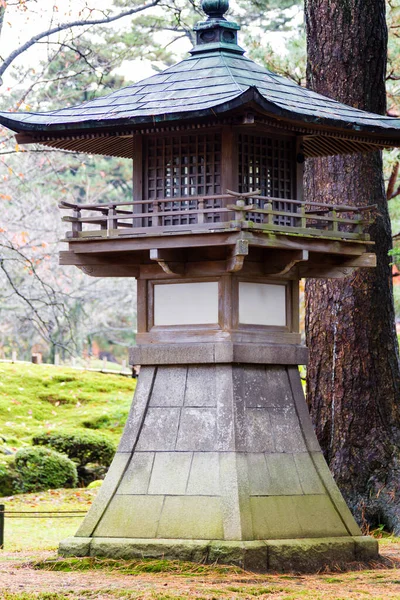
[
  {"left": 201, "top": 0, "right": 229, "bottom": 20},
  {"left": 192, "top": 0, "right": 243, "bottom": 55}
]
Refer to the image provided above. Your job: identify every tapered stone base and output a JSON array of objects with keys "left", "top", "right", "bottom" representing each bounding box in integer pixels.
[
  {"left": 59, "top": 536, "right": 378, "bottom": 572},
  {"left": 59, "top": 358, "right": 379, "bottom": 571}
]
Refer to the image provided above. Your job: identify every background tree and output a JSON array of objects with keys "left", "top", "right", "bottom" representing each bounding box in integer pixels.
[
  {"left": 0, "top": 0, "right": 301, "bottom": 361},
  {"left": 304, "top": 0, "right": 400, "bottom": 532}
]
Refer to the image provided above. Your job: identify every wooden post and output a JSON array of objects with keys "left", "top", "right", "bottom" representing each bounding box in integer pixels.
[
  {"left": 354, "top": 214, "right": 364, "bottom": 238},
  {"left": 296, "top": 137, "right": 305, "bottom": 228},
  {"left": 11, "top": 351, "right": 16, "bottom": 363},
  {"left": 71, "top": 207, "right": 82, "bottom": 238},
  {"left": 330, "top": 210, "right": 338, "bottom": 233},
  {"left": 300, "top": 204, "right": 307, "bottom": 229},
  {"left": 221, "top": 126, "right": 238, "bottom": 220},
  {"left": 296, "top": 137, "right": 305, "bottom": 203},
  {"left": 265, "top": 202, "right": 273, "bottom": 225},
  {"left": 236, "top": 199, "right": 246, "bottom": 224},
  {"left": 198, "top": 197, "right": 205, "bottom": 224},
  {"left": 152, "top": 200, "right": 161, "bottom": 226},
  {"left": 133, "top": 134, "right": 144, "bottom": 228},
  {"left": 100, "top": 209, "right": 108, "bottom": 230},
  {"left": 108, "top": 206, "right": 118, "bottom": 235},
  {"left": 0, "top": 504, "right": 4, "bottom": 549},
  {"left": 102, "top": 357, "right": 107, "bottom": 371},
  {"left": 136, "top": 279, "right": 148, "bottom": 337}
]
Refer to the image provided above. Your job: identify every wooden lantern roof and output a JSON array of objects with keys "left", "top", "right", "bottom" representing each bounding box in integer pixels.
[{"left": 1, "top": 0, "right": 400, "bottom": 158}]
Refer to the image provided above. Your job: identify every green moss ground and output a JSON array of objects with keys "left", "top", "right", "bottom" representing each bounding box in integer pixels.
[
  {"left": 0, "top": 363, "right": 136, "bottom": 449},
  {"left": 0, "top": 488, "right": 97, "bottom": 552},
  {"left": 1, "top": 364, "right": 400, "bottom": 599},
  {"left": 0, "top": 364, "right": 135, "bottom": 551}
]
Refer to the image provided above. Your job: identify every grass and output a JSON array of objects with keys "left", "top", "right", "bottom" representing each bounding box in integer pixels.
[
  {"left": 3, "top": 595, "right": 73, "bottom": 600},
  {"left": 1, "top": 365, "right": 400, "bottom": 598},
  {"left": 1, "top": 488, "right": 97, "bottom": 552},
  {"left": 0, "top": 362, "right": 136, "bottom": 448},
  {"left": 0, "top": 488, "right": 400, "bottom": 599},
  {"left": 79, "top": 358, "right": 129, "bottom": 372},
  {"left": 3, "top": 550, "right": 400, "bottom": 599},
  {"left": 0, "top": 364, "right": 134, "bottom": 552},
  {"left": 33, "top": 556, "right": 242, "bottom": 576}
]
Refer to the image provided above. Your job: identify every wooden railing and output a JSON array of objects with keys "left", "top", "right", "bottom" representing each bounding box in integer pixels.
[{"left": 59, "top": 192, "right": 376, "bottom": 242}]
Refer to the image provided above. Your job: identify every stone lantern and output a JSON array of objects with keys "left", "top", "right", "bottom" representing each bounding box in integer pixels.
[{"left": 2, "top": 0, "right": 400, "bottom": 571}]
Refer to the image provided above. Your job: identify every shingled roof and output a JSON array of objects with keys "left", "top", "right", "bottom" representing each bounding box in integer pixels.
[{"left": 1, "top": 0, "right": 399, "bottom": 158}]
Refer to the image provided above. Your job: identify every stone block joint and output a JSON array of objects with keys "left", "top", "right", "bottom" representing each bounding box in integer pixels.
[{"left": 60, "top": 360, "right": 379, "bottom": 571}]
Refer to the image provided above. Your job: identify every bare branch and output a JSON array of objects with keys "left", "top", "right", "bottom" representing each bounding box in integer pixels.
[
  {"left": 0, "top": 256, "right": 49, "bottom": 339},
  {"left": 0, "top": 147, "right": 77, "bottom": 156},
  {"left": 0, "top": 0, "right": 161, "bottom": 84}
]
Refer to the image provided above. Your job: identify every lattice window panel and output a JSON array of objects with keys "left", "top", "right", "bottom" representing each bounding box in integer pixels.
[
  {"left": 143, "top": 133, "right": 222, "bottom": 226},
  {"left": 238, "top": 134, "right": 297, "bottom": 226}
]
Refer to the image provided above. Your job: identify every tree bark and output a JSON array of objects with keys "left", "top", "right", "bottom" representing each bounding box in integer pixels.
[{"left": 304, "top": 0, "right": 400, "bottom": 533}]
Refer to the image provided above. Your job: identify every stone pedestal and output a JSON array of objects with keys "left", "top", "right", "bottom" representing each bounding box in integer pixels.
[{"left": 60, "top": 343, "right": 378, "bottom": 571}]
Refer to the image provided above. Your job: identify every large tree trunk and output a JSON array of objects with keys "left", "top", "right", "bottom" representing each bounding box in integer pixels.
[{"left": 304, "top": 0, "right": 400, "bottom": 533}]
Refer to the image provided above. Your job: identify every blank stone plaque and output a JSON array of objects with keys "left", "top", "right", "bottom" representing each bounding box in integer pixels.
[
  {"left": 239, "top": 282, "right": 286, "bottom": 327},
  {"left": 154, "top": 282, "right": 219, "bottom": 326}
]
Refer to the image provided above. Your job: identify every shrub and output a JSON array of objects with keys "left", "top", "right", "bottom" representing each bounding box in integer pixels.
[
  {"left": 14, "top": 446, "right": 78, "bottom": 493},
  {"left": 0, "top": 456, "right": 20, "bottom": 497},
  {"left": 78, "top": 463, "right": 108, "bottom": 485},
  {"left": 87, "top": 479, "right": 103, "bottom": 489},
  {"left": 82, "top": 409, "right": 129, "bottom": 431},
  {"left": 32, "top": 431, "right": 116, "bottom": 468}
]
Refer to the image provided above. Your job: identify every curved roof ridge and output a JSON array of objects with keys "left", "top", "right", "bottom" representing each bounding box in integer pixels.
[{"left": 219, "top": 50, "right": 248, "bottom": 94}]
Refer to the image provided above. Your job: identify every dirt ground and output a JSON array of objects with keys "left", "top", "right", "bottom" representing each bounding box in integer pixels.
[{"left": 1, "top": 543, "right": 400, "bottom": 599}]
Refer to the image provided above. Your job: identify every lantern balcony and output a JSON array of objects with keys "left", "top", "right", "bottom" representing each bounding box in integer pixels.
[{"left": 60, "top": 191, "right": 375, "bottom": 244}]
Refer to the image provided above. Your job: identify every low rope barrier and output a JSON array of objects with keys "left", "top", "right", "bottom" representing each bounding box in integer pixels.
[{"left": 0, "top": 504, "right": 88, "bottom": 548}]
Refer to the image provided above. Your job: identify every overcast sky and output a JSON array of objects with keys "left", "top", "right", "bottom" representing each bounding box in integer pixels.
[{"left": 0, "top": 1, "right": 302, "bottom": 96}]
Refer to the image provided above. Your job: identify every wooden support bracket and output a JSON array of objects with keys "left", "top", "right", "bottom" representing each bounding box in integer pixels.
[
  {"left": 265, "top": 250, "right": 309, "bottom": 276},
  {"left": 227, "top": 239, "right": 249, "bottom": 272},
  {"left": 299, "top": 252, "right": 376, "bottom": 279},
  {"left": 301, "top": 266, "right": 356, "bottom": 279},
  {"left": 150, "top": 249, "right": 185, "bottom": 276},
  {"left": 79, "top": 265, "right": 140, "bottom": 277},
  {"left": 59, "top": 251, "right": 140, "bottom": 277}
]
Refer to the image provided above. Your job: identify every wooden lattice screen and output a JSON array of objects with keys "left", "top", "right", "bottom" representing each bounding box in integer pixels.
[
  {"left": 238, "top": 134, "right": 297, "bottom": 226},
  {"left": 144, "top": 133, "right": 222, "bottom": 226}
]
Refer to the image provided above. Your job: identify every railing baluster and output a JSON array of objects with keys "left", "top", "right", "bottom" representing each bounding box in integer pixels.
[
  {"left": 108, "top": 205, "right": 117, "bottom": 234},
  {"left": 100, "top": 209, "right": 108, "bottom": 230},
  {"left": 153, "top": 200, "right": 162, "bottom": 226},
  {"left": 329, "top": 210, "right": 338, "bottom": 234},
  {"left": 300, "top": 204, "right": 306, "bottom": 229},
  {"left": 198, "top": 198, "right": 205, "bottom": 224},
  {"left": 265, "top": 202, "right": 272, "bottom": 225},
  {"left": 133, "top": 201, "right": 143, "bottom": 228},
  {"left": 59, "top": 193, "right": 375, "bottom": 242},
  {"left": 236, "top": 199, "right": 245, "bottom": 224},
  {"left": 355, "top": 216, "right": 364, "bottom": 238},
  {"left": 72, "top": 208, "right": 82, "bottom": 237}
]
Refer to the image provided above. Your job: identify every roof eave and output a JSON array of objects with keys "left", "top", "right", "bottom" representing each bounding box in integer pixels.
[{"left": 2, "top": 87, "right": 400, "bottom": 144}]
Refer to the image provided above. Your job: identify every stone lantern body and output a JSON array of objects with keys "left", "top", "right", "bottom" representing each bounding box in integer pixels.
[{"left": 2, "top": 0, "right": 400, "bottom": 571}]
